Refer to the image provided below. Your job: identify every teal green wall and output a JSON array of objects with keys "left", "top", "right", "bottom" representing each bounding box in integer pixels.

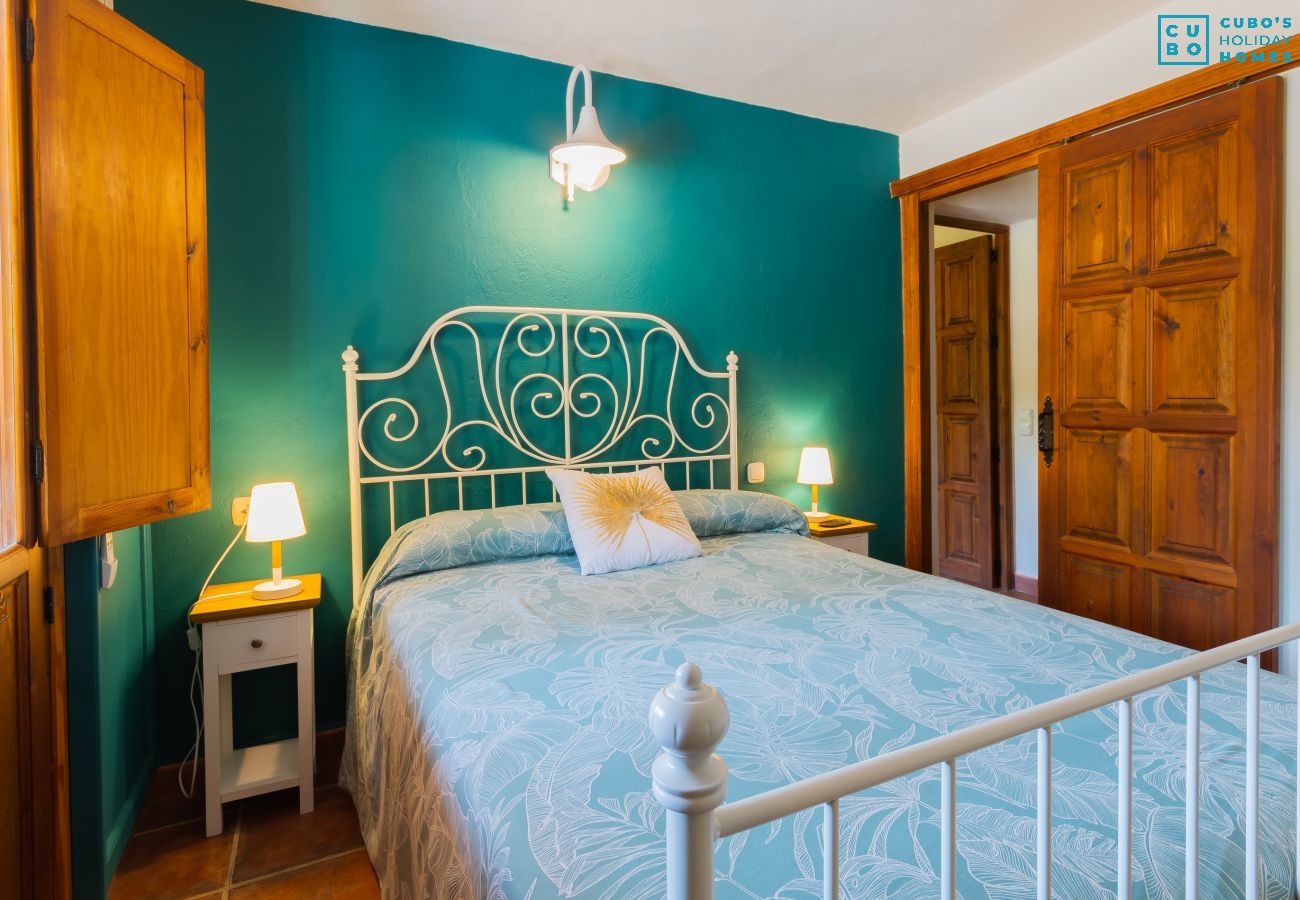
[
  {"left": 116, "top": 0, "right": 903, "bottom": 764},
  {"left": 65, "top": 528, "right": 155, "bottom": 899}
]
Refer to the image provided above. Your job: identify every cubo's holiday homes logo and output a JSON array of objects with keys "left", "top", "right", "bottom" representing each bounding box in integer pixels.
[
  {"left": 1158, "top": 15, "right": 1209, "bottom": 65},
  {"left": 1158, "top": 15, "right": 1294, "bottom": 66}
]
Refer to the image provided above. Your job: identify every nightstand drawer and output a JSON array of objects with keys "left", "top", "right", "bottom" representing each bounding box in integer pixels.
[
  {"left": 819, "top": 531, "right": 870, "bottom": 557},
  {"left": 212, "top": 613, "right": 298, "bottom": 674}
]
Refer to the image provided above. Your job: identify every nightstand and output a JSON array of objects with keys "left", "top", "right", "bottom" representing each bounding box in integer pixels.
[
  {"left": 190, "top": 573, "right": 321, "bottom": 837},
  {"left": 807, "top": 516, "right": 876, "bottom": 557}
]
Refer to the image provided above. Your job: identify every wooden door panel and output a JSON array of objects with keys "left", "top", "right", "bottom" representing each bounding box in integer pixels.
[
  {"left": 1062, "top": 292, "right": 1133, "bottom": 412},
  {"left": 1148, "top": 573, "right": 1234, "bottom": 651},
  {"left": 939, "top": 334, "right": 977, "bottom": 405},
  {"left": 937, "top": 250, "right": 977, "bottom": 327},
  {"left": 938, "top": 489, "right": 980, "bottom": 579},
  {"left": 1149, "top": 432, "right": 1233, "bottom": 567},
  {"left": 1062, "top": 429, "right": 1133, "bottom": 551},
  {"left": 32, "top": 0, "right": 210, "bottom": 543},
  {"left": 1040, "top": 79, "right": 1280, "bottom": 655},
  {"left": 1151, "top": 123, "right": 1238, "bottom": 269},
  {"left": 935, "top": 235, "right": 996, "bottom": 587},
  {"left": 940, "top": 415, "right": 977, "bottom": 483},
  {"left": 1063, "top": 153, "right": 1135, "bottom": 283},
  {"left": 1150, "top": 280, "right": 1235, "bottom": 414},
  {"left": 0, "top": 580, "right": 22, "bottom": 888},
  {"left": 1062, "top": 554, "right": 1132, "bottom": 629}
]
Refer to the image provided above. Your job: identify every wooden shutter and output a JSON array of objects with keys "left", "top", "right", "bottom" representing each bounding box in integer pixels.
[{"left": 30, "top": 0, "right": 209, "bottom": 544}]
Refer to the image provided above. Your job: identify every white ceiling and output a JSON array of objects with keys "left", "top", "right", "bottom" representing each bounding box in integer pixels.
[
  {"left": 932, "top": 171, "right": 1038, "bottom": 225},
  {"left": 251, "top": 0, "right": 1164, "bottom": 134}
]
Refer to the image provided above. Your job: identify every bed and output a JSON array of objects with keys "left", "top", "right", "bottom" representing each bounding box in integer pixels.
[
  {"left": 339, "top": 493, "right": 1297, "bottom": 899},
  {"left": 337, "top": 307, "right": 1298, "bottom": 898}
]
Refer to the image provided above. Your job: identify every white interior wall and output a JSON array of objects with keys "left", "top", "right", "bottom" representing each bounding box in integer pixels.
[
  {"left": 1008, "top": 219, "right": 1038, "bottom": 582},
  {"left": 903, "top": 5, "right": 1300, "bottom": 673},
  {"left": 1281, "top": 71, "right": 1299, "bottom": 676},
  {"left": 900, "top": 0, "right": 1257, "bottom": 175},
  {"left": 934, "top": 225, "right": 984, "bottom": 248}
]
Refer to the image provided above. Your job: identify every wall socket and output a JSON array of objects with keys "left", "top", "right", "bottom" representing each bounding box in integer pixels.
[{"left": 231, "top": 496, "right": 250, "bottom": 526}]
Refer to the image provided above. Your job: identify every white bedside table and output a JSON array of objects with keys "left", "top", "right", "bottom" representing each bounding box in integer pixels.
[
  {"left": 191, "top": 573, "right": 321, "bottom": 837},
  {"left": 807, "top": 515, "right": 876, "bottom": 557}
]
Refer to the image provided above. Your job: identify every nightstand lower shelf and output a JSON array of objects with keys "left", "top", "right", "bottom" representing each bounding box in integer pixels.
[{"left": 220, "top": 737, "right": 303, "bottom": 803}]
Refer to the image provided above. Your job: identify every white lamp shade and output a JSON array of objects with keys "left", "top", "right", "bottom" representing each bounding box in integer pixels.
[
  {"left": 797, "top": 447, "right": 833, "bottom": 486},
  {"left": 550, "top": 104, "right": 626, "bottom": 192},
  {"left": 245, "top": 481, "right": 306, "bottom": 543}
]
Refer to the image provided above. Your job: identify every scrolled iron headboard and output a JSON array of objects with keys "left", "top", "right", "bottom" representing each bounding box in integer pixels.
[{"left": 341, "top": 305, "right": 738, "bottom": 602}]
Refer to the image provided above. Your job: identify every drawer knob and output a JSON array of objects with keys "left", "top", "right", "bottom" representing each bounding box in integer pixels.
[{"left": 251, "top": 638, "right": 264, "bottom": 649}]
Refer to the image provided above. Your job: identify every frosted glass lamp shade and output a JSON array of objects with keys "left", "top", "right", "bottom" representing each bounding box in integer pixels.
[
  {"left": 548, "top": 70, "right": 627, "bottom": 201},
  {"left": 797, "top": 447, "right": 833, "bottom": 486},
  {"left": 246, "top": 482, "right": 306, "bottom": 542}
]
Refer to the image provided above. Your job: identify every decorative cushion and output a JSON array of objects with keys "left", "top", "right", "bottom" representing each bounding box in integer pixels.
[{"left": 545, "top": 467, "right": 702, "bottom": 575}]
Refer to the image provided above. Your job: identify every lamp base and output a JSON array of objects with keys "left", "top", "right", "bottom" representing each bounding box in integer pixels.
[
  {"left": 804, "top": 510, "right": 829, "bottom": 520},
  {"left": 252, "top": 578, "right": 302, "bottom": 601}
]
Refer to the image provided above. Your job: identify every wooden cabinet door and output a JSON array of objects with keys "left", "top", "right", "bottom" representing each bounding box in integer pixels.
[
  {"left": 935, "top": 235, "right": 997, "bottom": 586},
  {"left": 0, "top": 577, "right": 27, "bottom": 895},
  {"left": 1038, "top": 80, "right": 1281, "bottom": 653},
  {"left": 30, "top": 0, "right": 209, "bottom": 544}
]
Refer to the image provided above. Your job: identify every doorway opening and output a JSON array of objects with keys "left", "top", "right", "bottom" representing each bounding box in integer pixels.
[{"left": 927, "top": 174, "right": 1038, "bottom": 596}]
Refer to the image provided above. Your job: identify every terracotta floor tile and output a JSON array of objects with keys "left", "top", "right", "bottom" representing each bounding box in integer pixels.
[
  {"left": 229, "top": 849, "right": 379, "bottom": 899},
  {"left": 231, "top": 785, "right": 364, "bottom": 883},
  {"left": 108, "top": 819, "right": 233, "bottom": 900},
  {"left": 134, "top": 762, "right": 208, "bottom": 833}
]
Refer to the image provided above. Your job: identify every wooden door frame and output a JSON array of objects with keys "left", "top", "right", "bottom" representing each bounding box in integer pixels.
[
  {"left": 932, "top": 216, "right": 1014, "bottom": 589},
  {"left": 894, "top": 41, "right": 1300, "bottom": 572}
]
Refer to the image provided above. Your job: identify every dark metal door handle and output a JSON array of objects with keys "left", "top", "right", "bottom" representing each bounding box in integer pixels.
[
  {"left": 251, "top": 638, "right": 264, "bottom": 649},
  {"left": 1037, "top": 396, "right": 1055, "bottom": 468}
]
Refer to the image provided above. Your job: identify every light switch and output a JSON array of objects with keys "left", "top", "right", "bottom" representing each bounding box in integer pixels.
[
  {"left": 231, "top": 496, "right": 250, "bottom": 526},
  {"left": 746, "top": 461, "right": 765, "bottom": 484},
  {"left": 1016, "top": 409, "right": 1034, "bottom": 437}
]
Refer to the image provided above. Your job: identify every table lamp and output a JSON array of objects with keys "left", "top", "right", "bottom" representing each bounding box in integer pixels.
[
  {"left": 797, "top": 447, "right": 833, "bottom": 519},
  {"left": 246, "top": 481, "right": 307, "bottom": 600}
]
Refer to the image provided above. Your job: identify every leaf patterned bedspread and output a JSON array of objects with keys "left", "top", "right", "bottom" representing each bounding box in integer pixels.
[{"left": 340, "top": 491, "right": 1297, "bottom": 899}]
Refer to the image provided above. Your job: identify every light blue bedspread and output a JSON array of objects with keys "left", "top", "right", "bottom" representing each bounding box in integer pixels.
[{"left": 341, "top": 490, "right": 1297, "bottom": 899}]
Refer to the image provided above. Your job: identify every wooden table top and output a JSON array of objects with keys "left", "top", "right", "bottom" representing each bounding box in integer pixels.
[
  {"left": 807, "top": 515, "right": 877, "bottom": 538},
  {"left": 190, "top": 573, "right": 322, "bottom": 623}
]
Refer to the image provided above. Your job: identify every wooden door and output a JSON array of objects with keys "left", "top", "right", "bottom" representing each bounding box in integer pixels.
[
  {"left": 935, "top": 235, "right": 999, "bottom": 586},
  {"left": 1038, "top": 80, "right": 1281, "bottom": 652},
  {"left": 30, "top": 0, "right": 210, "bottom": 544},
  {"left": 2, "top": 0, "right": 70, "bottom": 891}
]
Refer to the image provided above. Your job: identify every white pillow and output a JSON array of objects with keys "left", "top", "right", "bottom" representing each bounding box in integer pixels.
[{"left": 546, "top": 467, "right": 702, "bottom": 575}]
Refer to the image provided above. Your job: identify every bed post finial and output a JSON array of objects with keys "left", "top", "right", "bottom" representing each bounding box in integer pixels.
[
  {"left": 650, "top": 662, "right": 728, "bottom": 900},
  {"left": 725, "top": 352, "right": 739, "bottom": 489},
  {"left": 342, "top": 344, "right": 363, "bottom": 609}
]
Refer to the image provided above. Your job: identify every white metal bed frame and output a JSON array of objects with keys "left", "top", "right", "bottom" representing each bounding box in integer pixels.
[
  {"left": 649, "top": 626, "right": 1300, "bottom": 900},
  {"left": 342, "top": 305, "right": 1298, "bottom": 899},
  {"left": 341, "top": 305, "right": 738, "bottom": 603}
]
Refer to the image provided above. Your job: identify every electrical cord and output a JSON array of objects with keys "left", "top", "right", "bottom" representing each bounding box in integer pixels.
[{"left": 178, "top": 522, "right": 246, "bottom": 799}]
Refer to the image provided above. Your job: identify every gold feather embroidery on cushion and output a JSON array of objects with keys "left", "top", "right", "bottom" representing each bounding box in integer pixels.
[{"left": 572, "top": 472, "right": 695, "bottom": 553}]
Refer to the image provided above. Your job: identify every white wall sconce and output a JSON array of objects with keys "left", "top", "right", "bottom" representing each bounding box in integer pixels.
[{"left": 549, "top": 65, "right": 626, "bottom": 202}]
